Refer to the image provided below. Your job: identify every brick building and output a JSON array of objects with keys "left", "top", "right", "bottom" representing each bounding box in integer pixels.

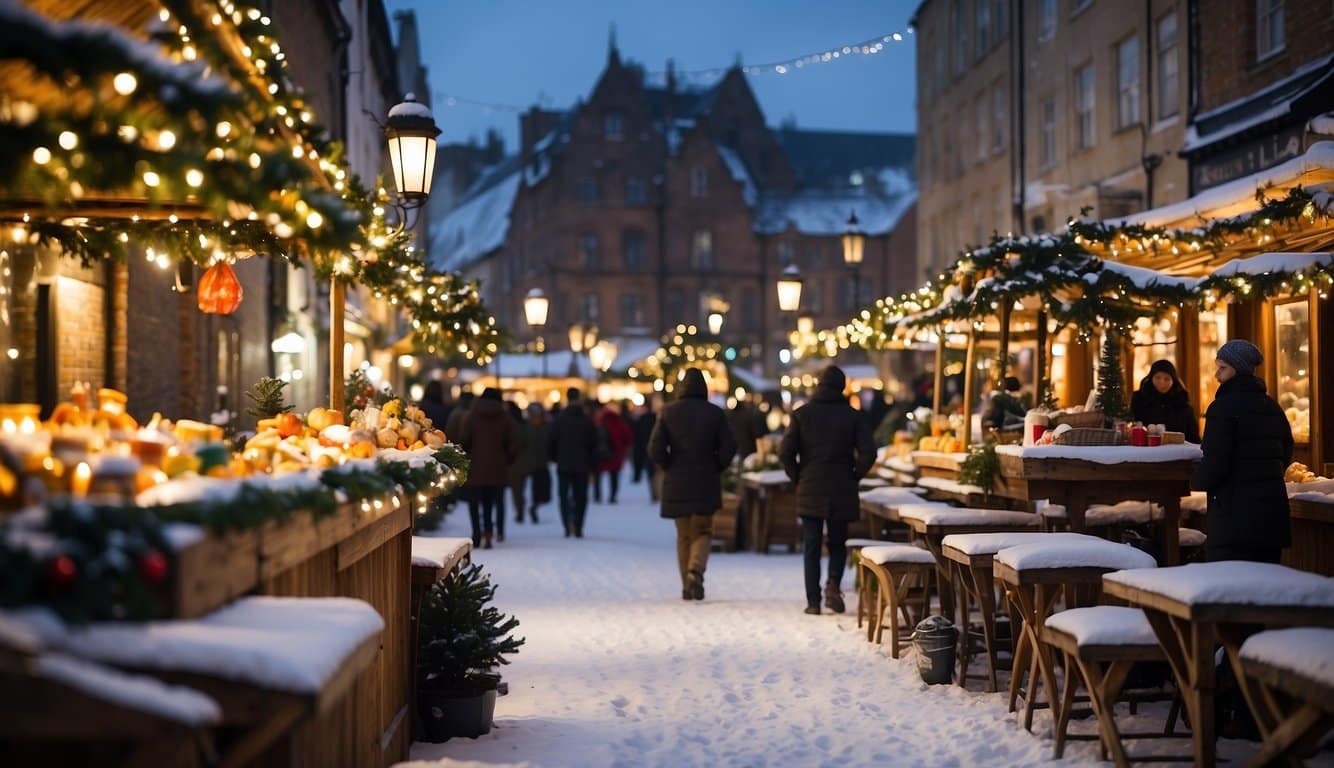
[{"left": 428, "top": 44, "right": 917, "bottom": 376}]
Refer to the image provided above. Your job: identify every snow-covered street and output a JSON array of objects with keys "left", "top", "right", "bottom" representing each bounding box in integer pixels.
[{"left": 404, "top": 475, "right": 1294, "bottom": 768}]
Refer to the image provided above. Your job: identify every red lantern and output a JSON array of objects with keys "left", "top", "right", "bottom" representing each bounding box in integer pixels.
[
  {"left": 197, "top": 262, "right": 243, "bottom": 314},
  {"left": 136, "top": 551, "right": 169, "bottom": 584}
]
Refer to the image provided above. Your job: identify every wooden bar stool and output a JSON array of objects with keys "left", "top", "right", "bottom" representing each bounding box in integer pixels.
[
  {"left": 857, "top": 543, "right": 937, "bottom": 657},
  {"left": 1237, "top": 628, "right": 1334, "bottom": 767},
  {"left": 1044, "top": 606, "right": 1190, "bottom": 767},
  {"left": 941, "top": 531, "right": 1097, "bottom": 692},
  {"left": 846, "top": 537, "right": 885, "bottom": 630},
  {"left": 994, "top": 539, "right": 1157, "bottom": 732}
]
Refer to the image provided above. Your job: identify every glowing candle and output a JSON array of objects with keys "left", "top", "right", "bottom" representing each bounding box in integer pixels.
[{"left": 71, "top": 462, "right": 92, "bottom": 498}]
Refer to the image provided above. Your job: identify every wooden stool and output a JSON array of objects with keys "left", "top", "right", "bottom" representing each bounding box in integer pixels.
[
  {"left": 845, "top": 537, "right": 884, "bottom": 630},
  {"left": 941, "top": 531, "right": 1096, "bottom": 692},
  {"left": 994, "top": 539, "right": 1157, "bottom": 732},
  {"left": 1044, "top": 606, "right": 1189, "bottom": 767},
  {"left": 1238, "top": 628, "right": 1334, "bottom": 767},
  {"left": 858, "top": 543, "right": 936, "bottom": 658}
]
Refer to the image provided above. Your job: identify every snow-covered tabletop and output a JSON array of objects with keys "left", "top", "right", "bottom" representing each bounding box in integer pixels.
[
  {"left": 1178, "top": 528, "right": 1207, "bottom": 548},
  {"left": 860, "top": 543, "right": 936, "bottom": 566},
  {"left": 1290, "top": 491, "right": 1334, "bottom": 505},
  {"left": 1287, "top": 478, "right": 1334, "bottom": 496},
  {"left": 1045, "top": 606, "right": 1159, "bottom": 647},
  {"left": 995, "top": 539, "right": 1157, "bottom": 572},
  {"left": 858, "top": 477, "right": 891, "bottom": 489},
  {"left": 13, "top": 596, "right": 384, "bottom": 695},
  {"left": 411, "top": 536, "right": 471, "bottom": 570},
  {"left": 898, "top": 505, "right": 1040, "bottom": 529},
  {"left": 1104, "top": 561, "right": 1334, "bottom": 612},
  {"left": 860, "top": 486, "right": 930, "bottom": 506},
  {"left": 884, "top": 457, "right": 918, "bottom": 474},
  {"left": 916, "top": 476, "right": 986, "bottom": 496},
  {"left": 1240, "top": 627, "right": 1334, "bottom": 687},
  {"left": 910, "top": 450, "right": 970, "bottom": 464},
  {"left": 996, "top": 443, "right": 1202, "bottom": 464},
  {"left": 37, "top": 652, "right": 222, "bottom": 725},
  {"left": 741, "top": 469, "right": 790, "bottom": 486},
  {"left": 940, "top": 531, "right": 1099, "bottom": 557}
]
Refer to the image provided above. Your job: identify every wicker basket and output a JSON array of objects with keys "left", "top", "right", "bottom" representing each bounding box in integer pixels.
[
  {"left": 1054, "top": 427, "right": 1125, "bottom": 446},
  {"left": 1049, "top": 410, "right": 1106, "bottom": 429}
]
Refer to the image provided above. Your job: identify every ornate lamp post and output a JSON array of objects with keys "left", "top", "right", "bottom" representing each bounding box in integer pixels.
[
  {"left": 567, "top": 322, "right": 598, "bottom": 381},
  {"left": 842, "top": 210, "right": 865, "bottom": 311},
  {"left": 776, "top": 265, "right": 803, "bottom": 313},
  {"left": 524, "top": 288, "right": 549, "bottom": 377}
]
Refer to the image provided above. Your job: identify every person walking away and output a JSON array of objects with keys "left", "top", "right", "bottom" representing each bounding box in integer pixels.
[
  {"left": 1190, "top": 339, "right": 1292, "bottom": 563},
  {"left": 649, "top": 368, "right": 737, "bottom": 600},
  {"left": 457, "top": 388, "right": 519, "bottom": 549},
  {"left": 443, "top": 391, "right": 474, "bottom": 443},
  {"left": 526, "top": 403, "right": 552, "bottom": 522},
  {"left": 596, "top": 403, "right": 633, "bottom": 504},
  {"left": 632, "top": 403, "right": 659, "bottom": 499},
  {"left": 547, "top": 388, "right": 598, "bottom": 537},
  {"left": 1131, "top": 359, "right": 1201, "bottom": 443},
  {"left": 416, "top": 380, "right": 451, "bottom": 432},
  {"left": 780, "top": 365, "right": 876, "bottom": 614},
  {"left": 505, "top": 401, "right": 534, "bottom": 525},
  {"left": 728, "top": 400, "right": 759, "bottom": 460}
]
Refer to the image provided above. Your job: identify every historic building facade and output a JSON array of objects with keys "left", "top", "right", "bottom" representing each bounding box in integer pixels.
[{"left": 430, "top": 45, "right": 917, "bottom": 376}]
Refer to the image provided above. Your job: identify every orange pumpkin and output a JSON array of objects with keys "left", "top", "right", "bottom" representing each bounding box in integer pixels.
[{"left": 197, "top": 262, "right": 243, "bottom": 314}]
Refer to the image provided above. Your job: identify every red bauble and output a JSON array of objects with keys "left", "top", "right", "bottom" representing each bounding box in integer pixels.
[
  {"left": 197, "top": 262, "right": 244, "bottom": 314},
  {"left": 136, "top": 551, "right": 169, "bottom": 584},
  {"left": 46, "top": 555, "right": 77, "bottom": 588}
]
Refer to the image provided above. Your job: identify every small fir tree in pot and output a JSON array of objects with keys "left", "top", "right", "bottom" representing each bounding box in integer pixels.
[
  {"left": 1096, "top": 330, "right": 1129, "bottom": 423},
  {"left": 417, "top": 562, "right": 524, "bottom": 740}
]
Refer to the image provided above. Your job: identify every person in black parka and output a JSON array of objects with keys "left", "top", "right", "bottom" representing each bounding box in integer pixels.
[
  {"left": 1131, "top": 359, "right": 1201, "bottom": 443},
  {"left": 780, "top": 365, "right": 876, "bottom": 614},
  {"left": 1190, "top": 339, "right": 1292, "bottom": 563},
  {"left": 648, "top": 368, "right": 737, "bottom": 601},
  {"left": 547, "top": 388, "right": 599, "bottom": 538}
]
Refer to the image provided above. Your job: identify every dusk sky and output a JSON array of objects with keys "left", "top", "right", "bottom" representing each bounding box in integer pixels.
[{"left": 383, "top": 0, "right": 919, "bottom": 151}]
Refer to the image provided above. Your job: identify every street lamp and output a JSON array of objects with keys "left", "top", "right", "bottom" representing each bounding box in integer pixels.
[
  {"left": 707, "top": 310, "right": 724, "bottom": 336},
  {"left": 384, "top": 93, "right": 440, "bottom": 207},
  {"left": 842, "top": 210, "right": 865, "bottom": 310},
  {"left": 588, "top": 339, "right": 617, "bottom": 374},
  {"left": 567, "top": 322, "right": 598, "bottom": 378},
  {"left": 796, "top": 312, "right": 815, "bottom": 337},
  {"left": 524, "top": 288, "right": 549, "bottom": 377},
  {"left": 776, "top": 265, "right": 803, "bottom": 313}
]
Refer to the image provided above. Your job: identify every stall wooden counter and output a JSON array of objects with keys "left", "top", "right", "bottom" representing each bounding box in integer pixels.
[{"left": 992, "top": 444, "right": 1201, "bottom": 565}]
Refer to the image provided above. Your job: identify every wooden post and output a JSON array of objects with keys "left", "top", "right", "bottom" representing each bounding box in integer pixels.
[
  {"left": 933, "top": 331, "right": 946, "bottom": 414},
  {"left": 962, "top": 330, "right": 977, "bottom": 450},
  {"left": 997, "top": 302, "right": 1012, "bottom": 387},
  {"left": 331, "top": 280, "right": 345, "bottom": 412},
  {"left": 1036, "top": 310, "right": 1048, "bottom": 406}
]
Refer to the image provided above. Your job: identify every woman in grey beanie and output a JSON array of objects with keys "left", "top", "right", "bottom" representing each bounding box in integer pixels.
[{"left": 1190, "top": 338, "right": 1292, "bottom": 563}]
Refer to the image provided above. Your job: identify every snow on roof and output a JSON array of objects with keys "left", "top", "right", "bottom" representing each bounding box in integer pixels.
[
  {"left": 428, "top": 170, "right": 521, "bottom": 272},
  {"left": 715, "top": 146, "right": 758, "bottom": 206},
  {"left": 755, "top": 191, "right": 917, "bottom": 236},
  {"left": 1241, "top": 628, "right": 1334, "bottom": 686},
  {"left": 995, "top": 539, "right": 1157, "bottom": 572},
  {"left": 1117, "top": 141, "right": 1334, "bottom": 227},
  {"left": 995, "top": 444, "right": 1203, "bottom": 464},
  {"left": 1206, "top": 251, "right": 1334, "bottom": 279},
  {"left": 1045, "top": 606, "right": 1158, "bottom": 647},
  {"left": 37, "top": 653, "right": 222, "bottom": 725},
  {"left": 1092, "top": 260, "right": 1200, "bottom": 291},
  {"left": 1104, "top": 561, "right": 1334, "bottom": 608}
]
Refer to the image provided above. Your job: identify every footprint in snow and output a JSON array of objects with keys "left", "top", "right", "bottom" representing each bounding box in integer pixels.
[
  {"left": 610, "top": 695, "right": 630, "bottom": 709},
  {"left": 722, "top": 692, "right": 740, "bottom": 704},
  {"left": 762, "top": 672, "right": 780, "bottom": 684}
]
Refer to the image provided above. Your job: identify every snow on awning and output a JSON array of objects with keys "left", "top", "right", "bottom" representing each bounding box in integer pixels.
[
  {"left": 1089, "top": 260, "right": 1200, "bottom": 291},
  {"left": 1205, "top": 251, "right": 1333, "bottom": 279},
  {"left": 1183, "top": 53, "right": 1334, "bottom": 154},
  {"left": 427, "top": 170, "right": 521, "bottom": 272}
]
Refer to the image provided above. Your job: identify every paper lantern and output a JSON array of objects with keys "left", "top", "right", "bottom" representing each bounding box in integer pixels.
[{"left": 197, "top": 263, "right": 243, "bottom": 314}]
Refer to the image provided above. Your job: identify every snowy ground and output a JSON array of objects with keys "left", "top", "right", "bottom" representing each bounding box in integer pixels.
[{"left": 404, "top": 473, "right": 1328, "bottom": 768}]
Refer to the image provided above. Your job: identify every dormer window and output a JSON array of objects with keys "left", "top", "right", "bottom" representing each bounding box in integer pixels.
[
  {"left": 690, "top": 167, "right": 708, "bottom": 198},
  {"left": 605, "top": 111, "right": 624, "bottom": 140}
]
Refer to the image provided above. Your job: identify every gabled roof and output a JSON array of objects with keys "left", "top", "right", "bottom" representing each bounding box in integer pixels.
[{"left": 774, "top": 128, "right": 916, "bottom": 189}]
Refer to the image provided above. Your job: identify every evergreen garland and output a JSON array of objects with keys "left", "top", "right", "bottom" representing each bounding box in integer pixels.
[
  {"left": 1096, "top": 330, "right": 1128, "bottom": 421},
  {"left": 957, "top": 442, "right": 999, "bottom": 494},
  {"left": 417, "top": 562, "right": 524, "bottom": 692}
]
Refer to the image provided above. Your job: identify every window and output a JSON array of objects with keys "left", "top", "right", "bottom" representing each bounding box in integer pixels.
[
  {"left": 604, "top": 111, "right": 624, "bottom": 140},
  {"left": 951, "top": 0, "right": 966, "bottom": 74},
  {"left": 975, "top": 0, "right": 991, "bottom": 57},
  {"left": 975, "top": 95, "right": 988, "bottom": 161},
  {"left": 577, "top": 232, "right": 599, "bottom": 269},
  {"left": 691, "top": 230, "right": 714, "bottom": 270},
  {"left": 622, "top": 229, "right": 645, "bottom": 270},
  {"left": 580, "top": 292, "right": 599, "bottom": 322},
  {"left": 1157, "top": 12, "right": 1179, "bottom": 119},
  {"left": 777, "top": 241, "right": 796, "bottom": 267},
  {"left": 625, "top": 178, "right": 645, "bottom": 204},
  {"left": 1040, "top": 96, "right": 1057, "bottom": 168},
  {"left": 1039, "top": 0, "right": 1057, "bottom": 40},
  {"left": 991, "top": 84, "right": 1006, "bottom": 152},
  {"left": 619, "top": 293, "right": 643, "bottom": 327},
  {"left": 1116, "top": 36, "right": 1140, "bottom": 129},
  {"left": 993, "top": 0, "right": 1007, "bottom": 39},
  {"left": 839, "top": 277, "right": 861, "bottom": 313},
  {"left": 577, "top": 177, "right": 597, "bottom": 204},
  {"left": 1256, "top": 0, "right": 1284, "bottom": 61},
  {"left": 1074, "top": 63, "right": 1095, "bottom": 149},
  {"left": 690, "top": 167, "right": 708, "bottom": 198}
]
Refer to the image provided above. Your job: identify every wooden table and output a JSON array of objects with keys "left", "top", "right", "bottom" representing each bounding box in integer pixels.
[
  {"left": 741, "top": 470, "right": 799, "bottom": 554},
  {"left": 994, "top": 445, "right": 1200, "bottom": 565},
  {"left": 1103, "top": 562, "right": 1334, "bottom": 768},
  {"left": 1284, "top": 497, "right": 1334, "bottom": 576}
]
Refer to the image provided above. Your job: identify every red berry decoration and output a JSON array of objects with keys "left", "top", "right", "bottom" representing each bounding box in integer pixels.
[
  {"left": 46, "top": 555, "right": 77, "bottom": 588},
  {"left": 136, "top": 551, "right": 169, "bottom": 585}
]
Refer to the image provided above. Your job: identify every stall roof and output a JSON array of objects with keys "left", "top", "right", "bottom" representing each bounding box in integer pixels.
[{"left": 729, "top": 366, "right": 778, "bottom": 393}]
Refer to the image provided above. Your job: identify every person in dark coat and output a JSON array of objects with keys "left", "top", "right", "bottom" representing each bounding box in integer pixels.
[
  {"left": 780, "top": 365, "right": 876, "bottom": 614},
  {"left": 457, "top": 388, "right": 519, "bottom": 549},
  {"left": 982, "top": 376, "right": 1026, "bottom": 431},
  {"left": 630, "top": 403, "right": 658, "bottom": 493},
  {"left": 526, "top": 403, "right": 552, "bottom": 522},
  {"left": 547, "top": 388, "right": 599, "bottom": 537},
  {"left": 416, "top": 379, "right": 451, "bottom": 432},
  {"left": 728, "top": 401, "right": 760, "bottom": 459},
  {"left": 1190, "top": 339, "right": 1292, "bottom": 563},
  {"left": 504, "top": 401, "right": 534, "bottom": 526},
  {"left": 649, "top": 368, "right": 737, "bottom": 601},
  {"left": 1131, "top": 359, "right": 1200, "bottom": 443},
  {"left": 443, "top": 391, "right": 474, "bottom": 443}
]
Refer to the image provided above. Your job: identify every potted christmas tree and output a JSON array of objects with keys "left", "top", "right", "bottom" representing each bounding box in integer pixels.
[{"left": 417, "top": 562, "right": 524, "bottom": 741}]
